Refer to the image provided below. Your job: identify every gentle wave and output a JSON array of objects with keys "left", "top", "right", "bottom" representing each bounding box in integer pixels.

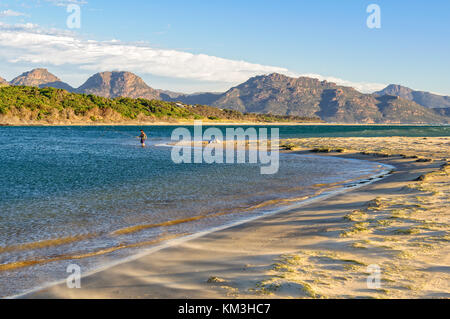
[
  {"left": 0, "top": 172, "right": 380, "bottom": 265},
  {"left": 0, "top": 173, "right": 380, "bottom": 274},
  {"left": 0, "top": 233, "right": 185, "bottom": 272},
  {"left": 0, "top": 234, "right": 97, "bottom": 254}
]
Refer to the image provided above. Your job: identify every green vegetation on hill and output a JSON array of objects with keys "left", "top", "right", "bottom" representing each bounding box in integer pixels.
[
  {"left": 0, "top": 86, "right": 193, "bottom": 119},
  {"left": 0, "top": 86, "right": 320, "bottom": 124}
]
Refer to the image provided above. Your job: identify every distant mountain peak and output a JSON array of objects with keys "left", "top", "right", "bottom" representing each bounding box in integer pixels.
[
  {"left": 376, "top": 84, "right": 413, "bottom": 98},
  {"left": 11, "top": 68, "right": 60, "bottom": 86},
  {"left": 10, "top": 68, "right": 74, "bottom": 91},
  {"left": 246, "top": 73, "right": 339, "bottom": 89},
  {"left": 77, "top": 71, "right": 160, "bottom": 100},
  {"left": 375, "top": 84, "right": 450, "bottom": 108},
  {"left": 0, "top": 76, "right": 9, "bottom": 87},
  {"left": 266, "top": 72, "right": 290, "bottom": 79},
  {"left": 384, "top": 84, "right": 410, "bottom": 90}
]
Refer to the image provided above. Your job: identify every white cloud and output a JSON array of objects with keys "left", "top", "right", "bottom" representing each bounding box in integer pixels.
[
  {"left": 0, "top": 23, "right": 386, "bottom": 93},
  {"left": 44, "top": 0, "right": 87, "bottom": 7},
  {"left": 0, "top": 9, "right": 27, "bottom": 17},
  {"left": 0, "top": 23, "right": 295, "bottom": 84}
]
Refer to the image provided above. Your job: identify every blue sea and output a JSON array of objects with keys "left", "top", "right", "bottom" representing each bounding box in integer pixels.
[{"left": 0, "top": 125, "right": 447, "bottom": 297}]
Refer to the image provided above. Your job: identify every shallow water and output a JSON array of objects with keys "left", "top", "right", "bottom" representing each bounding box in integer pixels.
[{"left": 0, "top": 125, "right": 413, "bottom": 297}]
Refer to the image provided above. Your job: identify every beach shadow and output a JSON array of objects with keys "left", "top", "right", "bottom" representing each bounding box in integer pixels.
[{"left": 420, "top": 266, "right": 450, "bottom": 273}]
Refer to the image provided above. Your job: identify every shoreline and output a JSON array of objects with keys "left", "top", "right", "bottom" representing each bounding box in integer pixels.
[
  {"left": 11, "top": 154, "right": 393, "bottom": 299},
  {"left": 1, "top": 122, "right": 449, "bottom": 127},
  {"left": 15, "top": 137, "right": 450, "bottom": 298},
  {"left": 1, "top": 121, "right": 321, "bottom": 127}
]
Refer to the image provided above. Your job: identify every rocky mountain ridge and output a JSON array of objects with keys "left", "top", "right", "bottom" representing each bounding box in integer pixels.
[{"left": 2, "top": 69, "right": 449, "bottom": 123}]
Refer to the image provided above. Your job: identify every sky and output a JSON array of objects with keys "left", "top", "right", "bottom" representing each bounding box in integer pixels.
[{"left": 0, "top": 0, "right": 449, "bottom": 95}]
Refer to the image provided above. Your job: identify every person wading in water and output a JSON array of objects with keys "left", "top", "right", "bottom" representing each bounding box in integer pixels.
[{"left": 138, "top": 129, "right": 147, "bottom": 147}]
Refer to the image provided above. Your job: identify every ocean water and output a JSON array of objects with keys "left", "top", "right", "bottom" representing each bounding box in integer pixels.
[{"left": 1, "top": 124, "right": 442, "bottom": 297}]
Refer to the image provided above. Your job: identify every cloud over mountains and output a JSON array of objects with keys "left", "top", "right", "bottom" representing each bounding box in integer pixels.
[
  {"left": 0, "top": 22, "right": 385, "bottom": 92},
  {"left": 0, "top": 23, "right": 293, "bottom": 83}
]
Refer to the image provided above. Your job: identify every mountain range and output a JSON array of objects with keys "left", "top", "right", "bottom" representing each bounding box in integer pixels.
[
  {"left": 374, "top": 84, "right": 450, "bottom": 109},
  {"left": 1, "top": 68, "right": 449, "bottom": 124},
  {"left": 178, "top": 74, "right": 447, "bottom": 124}
]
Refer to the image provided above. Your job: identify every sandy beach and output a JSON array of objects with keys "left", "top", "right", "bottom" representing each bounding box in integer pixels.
[{"left": 23, "top": 137, "right": 450, "bottom": 299}]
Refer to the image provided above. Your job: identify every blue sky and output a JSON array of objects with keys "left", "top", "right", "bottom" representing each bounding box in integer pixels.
[{"left": 0, "top": 0, "right": 449, "bottom": 94}]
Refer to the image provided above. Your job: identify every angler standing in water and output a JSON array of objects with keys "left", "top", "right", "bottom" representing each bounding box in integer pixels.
[{"left": 139, "top": 129, "right": 147, "bottom": 147}]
